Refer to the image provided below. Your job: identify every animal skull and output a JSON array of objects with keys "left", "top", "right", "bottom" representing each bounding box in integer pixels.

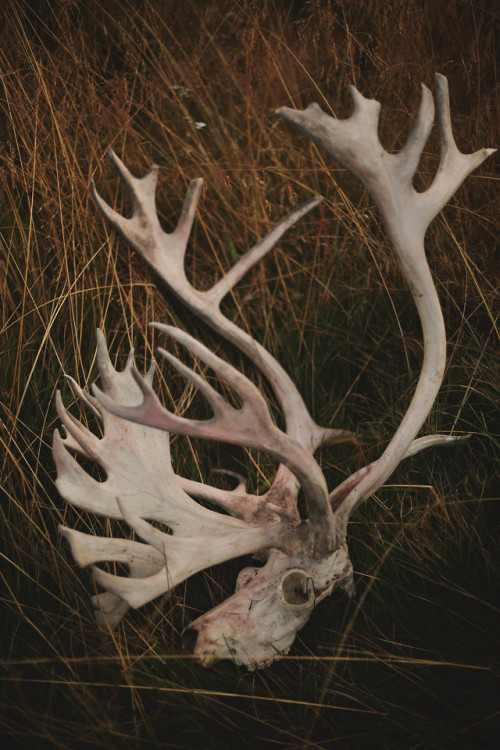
[{"left": 54, "top": 75, "right": 494, "bottom": 668}]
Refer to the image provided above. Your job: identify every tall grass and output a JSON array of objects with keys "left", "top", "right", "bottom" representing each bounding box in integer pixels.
[{"left": 1, "top": 1, "right": 499, "bottom": 747}]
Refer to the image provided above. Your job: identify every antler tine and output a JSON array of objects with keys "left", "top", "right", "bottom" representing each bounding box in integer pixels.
[
  {"left": 157, "top": 348, "right": 231, "bottom": 420},
  {"left": 93, "top": 324, "right": 336, "bottom": 553},
  {"left": 328, "top": 433, "right": 471, "bottom": 510},
  {"left": 208, "top": 195, "right": 323, "bottom": 306},
  {"left": 278, "top": 75, "right": 495, "bottom": 534},
  {"left": 58, "top": 524, "right": 164, "bottom": 569},
  {"left": 397, "top": 84, "right": 435, "bottom": 182},
  {"left": 420, "top": 74, "right": 496, "bottom": 226}
]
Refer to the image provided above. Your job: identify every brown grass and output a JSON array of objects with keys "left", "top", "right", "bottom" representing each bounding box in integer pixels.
[{"left": 1, "top": 1, "right": 499, "bottom": 748}]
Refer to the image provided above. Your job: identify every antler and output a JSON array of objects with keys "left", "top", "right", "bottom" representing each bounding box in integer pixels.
[
  {"left": 90, "top": 154, "right": 346, "bottom": 459},
  {"left": 55, "top": 75, "right": 494, "bottom": 668},
  {"left": 55, "top": 330, "right": 280, "bottom": 621},
  {"left": 90, "top": 151, "right": 354, "bottom": 532},
  {"left": 278, "top": 73, "right": 495, "bottom": 534},
  {"left": 93, "top": 323, "right": 335, "bottom": 553}
]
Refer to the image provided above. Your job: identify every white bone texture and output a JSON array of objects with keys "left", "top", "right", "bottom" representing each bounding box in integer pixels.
[{"left": 55, "top": 75, "right": 494, "bottom": 668}]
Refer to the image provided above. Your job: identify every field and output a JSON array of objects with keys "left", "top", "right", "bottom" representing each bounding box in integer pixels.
[{"left": 1, "top": 1, "right": 499, "bottom": 747}]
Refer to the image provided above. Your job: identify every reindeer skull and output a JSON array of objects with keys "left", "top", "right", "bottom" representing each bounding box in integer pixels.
[
  {"left": 55, "top": 75, "right": 494, "bottom": 667},
  {"left": 184, "top": 547, "right": 354, "bottom": 669}
]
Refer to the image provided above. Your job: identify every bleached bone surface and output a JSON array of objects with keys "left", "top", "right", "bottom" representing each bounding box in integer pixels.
[{"left": 55, "top": 75, "right": 494, "bottom": 668}]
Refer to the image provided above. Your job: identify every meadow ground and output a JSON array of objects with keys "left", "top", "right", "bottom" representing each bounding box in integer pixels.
[{"left": 1, "top": 1, "right": 499, "bottom": 748}]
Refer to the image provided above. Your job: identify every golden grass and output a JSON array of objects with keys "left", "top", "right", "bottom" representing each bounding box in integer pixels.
[{"left": 1, "top": 1, "right": 499, "bottom": 748}]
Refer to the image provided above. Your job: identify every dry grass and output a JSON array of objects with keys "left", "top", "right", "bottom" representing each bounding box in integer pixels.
[{"left": 1, "top": 1, "right": 499, "bottom": 748}]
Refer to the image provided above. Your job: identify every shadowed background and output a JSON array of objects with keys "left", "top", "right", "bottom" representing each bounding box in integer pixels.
[{"left": 1, "top": 1, "right": 499, "bottom": 748}]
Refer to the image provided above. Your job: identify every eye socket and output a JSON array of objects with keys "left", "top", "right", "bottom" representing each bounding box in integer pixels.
[
  {"left": 182, "top": 626, "right": 199, "bottom": 653},
  {"left": 281, "top": 570, "right": 313, "bottom": 605}
]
